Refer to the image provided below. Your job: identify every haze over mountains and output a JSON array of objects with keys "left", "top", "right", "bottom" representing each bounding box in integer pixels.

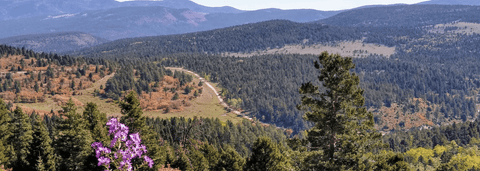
[
  {"left": 315, "top": 4, "right": 480, "bottom": 27},
  {"left": 0, "top": 32, "right": 109, "bottom": 53},
  {"left": 0, "top": 0, "right": 242, "bottom": 21},
  {"left": 419, "top": 0, "right": 480, "bottom": 5}
]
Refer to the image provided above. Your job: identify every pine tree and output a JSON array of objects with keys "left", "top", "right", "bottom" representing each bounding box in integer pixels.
[
  {"left": 214, "top": 146, "right": 245, "bottom": 171},
  {"left": 28, "top": 114, "right": 55, "bottom": 171},
  {"left": 172, "top": 149, "right": 193, "bottom": 171},
  {"left": 82, "top": 103, "right": 107, "bottom": 171},
  {"left": 120, "top": 91, "right": 165, "bottom": 170},
  {"left": 372, "top": 151, "right": 410, "bottom": 171},
  {"left": 82, "top": 102, "right": 108, "bottom": 143},
  {"left": 200, "top": 143, "right": 220, "bottom": 169},
  {"left": 187, "top": 146, "right": 209, "bottom": 171},
  {"left": 54, "top": 99, "right": 93, "bottom": 170},
  {"left": 35, "top": 157, "right": 46, "bottom": 171},
  {"left": 297, "top": 52, "right": 382, "bottom": 169},
  {"left": 0, "top": 99, "right": 12, "bottom": 167},
  {"left": 245, "top": 137, "right": 292, "bottom": 171},
  {"left": 34, "top": 82, "right": 40, "bottom": 92},
  {"left": 172, "top": 93, "right": 179, "bottom": 100},
  {"left": 0, "top": 142, "right": 5, "bottom": 169},
  {"left": 9, "top": 107, "right": 34, "bottom": 170}
]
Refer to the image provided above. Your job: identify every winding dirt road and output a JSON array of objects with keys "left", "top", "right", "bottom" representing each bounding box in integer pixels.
[{"left": 166, "top": 67, "right": 242, "bottom": 116}]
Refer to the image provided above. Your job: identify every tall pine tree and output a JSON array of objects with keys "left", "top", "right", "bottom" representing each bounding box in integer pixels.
[
  {"left": 120, "top": 91, "right": 165, "bottom": 170},
  {"left": 214, "top": 146, "right": 245, "bottom": 171},
  {"left": 9, "top": 107, "right": 34, "bottom": 170},
  {"left": 0, "top": 99, "right": 12, "bottom": 168},
  {"left": 83, "top": 102, "right": 108, "bottom": 143},
  {"left": 54, "top": 99, "right": 93, "bottom": 170},
  {"left": 82, "top": 102, "right": 108, "bottom": 171},
  {"left": 297, "top": 52, "right": 382, "bottom": 169},
  {"left": 245, "top": 137, "right": 292, "bottom": 171},
  {"left": 28, "top": 113, "right": 55, "bottom": 171}
]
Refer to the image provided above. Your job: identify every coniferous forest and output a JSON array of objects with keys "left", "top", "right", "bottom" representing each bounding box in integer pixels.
[{"left": 5, "top": 3, "right": 480, "bottom": 171}]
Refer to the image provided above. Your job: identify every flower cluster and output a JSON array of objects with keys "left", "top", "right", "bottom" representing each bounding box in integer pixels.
[{"left": 91, "top": 118, "right": 154, "bottom": 171}]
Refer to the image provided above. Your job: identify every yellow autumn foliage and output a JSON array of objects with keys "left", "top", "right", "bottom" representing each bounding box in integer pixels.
[
  {"left": 406, "top": 147, "right": 434, "bottom": 163},
  {"left": 449, "top": 153, "right": 480, "bottom": 171}
]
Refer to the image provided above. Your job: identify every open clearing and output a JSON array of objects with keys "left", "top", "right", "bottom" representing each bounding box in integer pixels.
[
  {"left": 429, "top": 22, "right": 480, "bottom": 35},
  {"left": 222, "top": 41, "right": 395, "bottom": 58},
  {"left": 145, "top": 67, "right": 243, "bottom": 123},
  {"left": 14, "top": 73, "right": 122, "bottom": 117},
  {"left": 15, "top": 69, "right": 243, "bottom": 123}
]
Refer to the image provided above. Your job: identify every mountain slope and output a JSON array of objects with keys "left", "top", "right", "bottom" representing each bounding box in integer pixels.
[
  {"left": 119, "top": 0, "right": 243, "bottom": 14},
  {"left": 0, "top": 0, "right": 241, "bottom": 21},
  {"left": 0, "top": 6, "right": 339, "bottom": 40},
  {"left": 418, "top": 0, "right": 480, "bottom": 5},
  {"left": 316, "top": 4, "right": 480, "bottom": 27},
  {"left": 0, "top": 32, "right": 110, "bottom": 53},
  {"left": 69, "top": 20, "right": 361, "bottom": 58}
]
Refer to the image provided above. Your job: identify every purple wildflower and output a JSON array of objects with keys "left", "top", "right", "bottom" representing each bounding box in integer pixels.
[
  {"left": 130, "top": 133, "right": 141, "bottom": 145},
  {"left": 92, "top": 117, "right": 155, "bottom": 170},
  {"left": 98, "top": 156, "right": 110, "bottom": 167},
  {"left": 144, "top": 156, "right": 154, "bottom": 168}
]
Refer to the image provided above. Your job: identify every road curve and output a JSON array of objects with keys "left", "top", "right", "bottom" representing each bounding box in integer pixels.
[{"left": 167, "top": 67, "right": 241, "bottom": 115}]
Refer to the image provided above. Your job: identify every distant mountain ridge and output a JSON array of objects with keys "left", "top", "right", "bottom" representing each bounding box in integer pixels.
[
  {"left": 315, "top": 4, "right": 480, "bottom": 27},
  {"left": 418, "top": 0, "right": 480, "bottom": 5},
  {"left": 0, "top": 6, "right": 340, "bottom": 40},
  {"left": 0, "top": 32, "right": 110, "bottom": 53},
  {"left": 0, "top": 0, "right": 242, "bottom": 21}
]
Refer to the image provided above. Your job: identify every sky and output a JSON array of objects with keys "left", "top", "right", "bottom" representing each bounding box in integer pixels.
[{"left": 116, "top": 0, "right": 429, "bottom": 11}]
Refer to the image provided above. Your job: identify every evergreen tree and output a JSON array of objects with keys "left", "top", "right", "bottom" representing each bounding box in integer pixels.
[
  {"left": 187, "top": 146, "right": 209, "bottom": 171},
  {"left": 372, "top": 151, "right": 410, "bottom": 171},
  {"left": 28, "top": 114, "right": 55, "bottom": 171},
  {"left": 163, "top": 87, "right": 168, "bottom": 96},
  {"left": 172, "top": 93, "right": 179, "bottom": 100},
  {"left": 9, "top": 107, "right": 34, "bottom": 170},
  {"left": 54, "top": 99, "right": 93, "bottom": 170},
  {"left": 82, "top": 102, "right": 108, "bottom": 143},
  {"left": 172, "top": 150, "right": 193, "bottom": 171},
  {"left": 120, "top": 91, "right": 165, "bottom": 170},
  {"left": 35, "top": 157, "right": 46, "bottom": 171},
  {"left": 82, "top": 103, "right": 109, "bottom": 171},
  {"left": 214, "top": 146, "right": 245, "bottom": 171},
  {"left": 184, "top": 86, "right": 191, "bottom": 94},
  {"left": 34, "top": 82, "right": 40, "bottom": 93},
  {"left": 0, "top": 142, "right": 5, "bottom": 170},
  {"left": 200, "top": 143, "right": 220, "bottom": 169},
  {"left": 245, "top": 137, "right": 292, "bottom": 171},
  {"left": 0, "top": 100, "right": 12, "bottom": 167},
  {"left": 37, "top": 71, "right": 42, "bottom": 81},
  {"left": 297, "top": 52, "right": 382, "bottom": 169}
]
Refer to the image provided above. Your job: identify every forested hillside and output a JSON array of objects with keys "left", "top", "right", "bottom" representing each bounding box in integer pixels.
[
  {"left": 67, "top": 15, "right": 480, "bottom": 134},
  {"left": 6, "top": 2, "right": 480, "bottom": 170},
  {"left": 0, "top": 32, "right": 110, "bottom": 53},
  {"left": 71, "top": 20, "right": 360, "bottom": 57},
  {"left": 69, "top": 19, "right": 427, "bottom": 58},
  {"left": 316, "top": 4, "right": 480, "bottom": 27}
]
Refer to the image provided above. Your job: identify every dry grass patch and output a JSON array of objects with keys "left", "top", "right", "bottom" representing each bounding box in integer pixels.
[
  {"left": 143, "top": 73, "right": 242, "bottom": 123},
  {"left": 222, "top": 41, "right": 395, "bottom": 58},
  {"left": 429, "top": 22, "right": 480, "bottom": 35}
]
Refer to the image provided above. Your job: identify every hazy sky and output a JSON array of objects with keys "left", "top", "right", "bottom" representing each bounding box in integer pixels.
[
  {"left": 115, "top": 0, "right": 429, "bottom": 11},
  {"left": 189, "top": 0, "right": 428, "bottom": 11}
]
